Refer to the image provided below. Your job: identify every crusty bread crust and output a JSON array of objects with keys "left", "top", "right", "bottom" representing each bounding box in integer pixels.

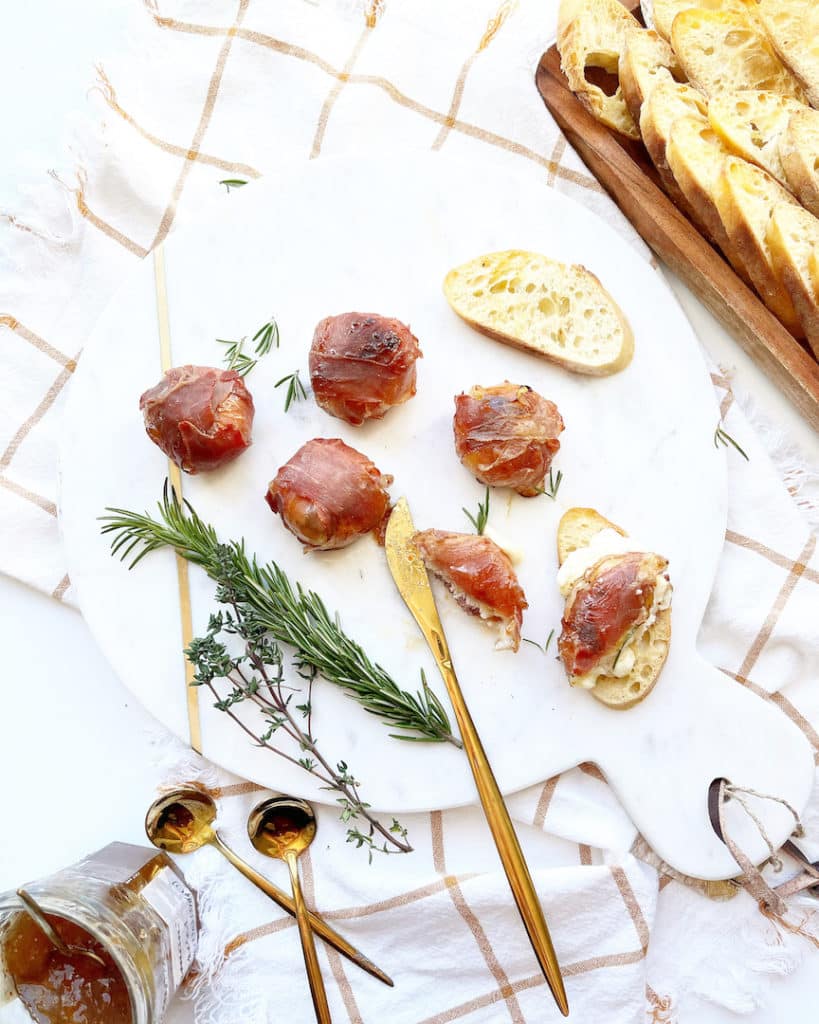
[
  {"left": 780, "top": 108, "right": 819, "bottom": 218},
  {"left": 556, "top": 508, "right": 671, "bottom": 710},
  {"left": 714, "top": 157, "right": 803, "bottom": 334},
  {"left": 766, "top": 203, "right": 819, "bottom": 358},
  {"left": 620, "top": 26, "right": 682, "bottom": 125},
  {"left": 443, "top": 251, "right": 634, "bottom": 377},
  {"left": 557, "top": 0, "right": 641, "bottom": 139}
]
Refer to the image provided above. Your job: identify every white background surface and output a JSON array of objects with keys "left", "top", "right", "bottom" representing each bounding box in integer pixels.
[{"left": 1, "top": 2, "right": 818, "bottom": 1021}]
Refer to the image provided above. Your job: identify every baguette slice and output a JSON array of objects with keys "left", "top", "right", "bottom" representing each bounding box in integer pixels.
[
  {"left": 766, "top": 202, "right": 819, "bottom": 357},
  {"left": 620, "top": 26, "right": 683, "bottom": 124},
  {"left": 755, "top": 0, "right": 819, "bottom": 109},
  {"left": 557, "top": 508, "right": 672, "bottom": 710},
  {"left": 652, "top": 0, "right": 758, "bottom": 42},
  {"left": 665, "top": 117, "right": 753, "bottom": 283},
  {"left": 640, "top": 81, "right": 711, "bottom": 232},
  {"left": 557, "top": 0, "right": 641, "bottom": 139},
  {"left": 671, "top": 9, "right": 808, "bottom": 103},
  {"left": 708, "top": 89, "right": 803, "bottom": 189},
  {"left": 780, "top": 108, "right": 819, "bottom": 217},
  {"left": 443, "top": 251, "right": 634, "bottom": 376},
  {"left": 714, "top": 157, "right": 803, "bottom": 334}
]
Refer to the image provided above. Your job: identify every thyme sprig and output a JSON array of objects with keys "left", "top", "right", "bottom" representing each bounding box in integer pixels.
[
  {"left": 463, "top": 487, "right": 490, "bottom": 535},
  {"left": 186, "top": 598, "right": 411, "bottom": 857},
  {"left": 99, "top": 485, "right": 459, "bottom": 748},
  {"left": 220, "top": 178, "right": 247, "bottom": 192},
  {"left": 217, "top": 315, "right": 280, "bottom": 377},
  {"left": 274, "top": 369, "right": 307, "bottom": 411},
  {"left": 714, "top": 422, "right": 749, "bottom": 461}
]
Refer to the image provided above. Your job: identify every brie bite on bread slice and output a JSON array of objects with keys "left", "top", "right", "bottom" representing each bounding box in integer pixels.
[{"left": 556, "top": 508, "right": 672, "bottom": 709}]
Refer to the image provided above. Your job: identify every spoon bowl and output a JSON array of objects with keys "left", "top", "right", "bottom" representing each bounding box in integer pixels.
[{"left": 145, "top": 787, "right": 216, "bottom": 855}]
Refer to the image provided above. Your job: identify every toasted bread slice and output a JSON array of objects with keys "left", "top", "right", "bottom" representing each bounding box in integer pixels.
[
  {"left": 708, "top": 89, "right": 803, "bottom": 189},
  {"left": 640, "top": 81, "right": 711, "bottom": 232},
  {"left": 780, "top": 108, "right": 819, "bottom": 217},
  {"left": 652, "top": 0, "right": 758, "bottom": 42},
  {"left": 714, "top": 157, "right": 803, "bottom": 333},
  {"left": 766, "top": 202, "right": 819, "bottom": 357},
  {"left": 556, "top": 508, "right": 672, "bottom": 710},
  {"left": 443, "top": 251, "right": 634, "bottom": 376},
  {"left": 620, "top": 26, "right": 683, "bottom": 123},
  {"left": 557, "top": 0, "right": 641, "bottom": 139},
  {"left": 671, "top": 9, "right": 808, "bottom": 102},
  {"left": 755, "top": 0, "right": 819, "bottom": 109},
  {"left": 665, "top": 117, "right": 753, "bottom": 282}
]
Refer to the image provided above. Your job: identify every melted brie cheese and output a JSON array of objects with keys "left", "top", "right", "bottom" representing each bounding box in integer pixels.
[{"left": 557, "top": 528, "right": 632, "bottom": 597}]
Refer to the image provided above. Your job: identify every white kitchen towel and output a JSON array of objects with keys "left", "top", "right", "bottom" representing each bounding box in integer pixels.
[{"left": 2, "top": 1, "right": 819, "bottom": 1022}]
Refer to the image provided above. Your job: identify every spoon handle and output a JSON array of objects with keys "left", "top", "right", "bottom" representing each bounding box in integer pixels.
[
  {"left": 286, "top": 851, "right": 332, "bottom": 1024},
  {"left": 209, "top": 835, "right": 392, "bottom": 987}
]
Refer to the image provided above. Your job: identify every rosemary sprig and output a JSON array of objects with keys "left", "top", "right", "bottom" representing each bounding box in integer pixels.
[
  {"left": 714, "top": 422, "right": 749, "bottom": 461},
  {"left": 522, "top": 628, "right": 555, "bottom": 655},
  {"left": 186, "top": 602, "right": 411, "bottom": 857},
  {"left": 611, "top": 627, "right": 636, "bottom": 672},
  {"left": 463, "top": 487, "right": 490, "bottom": 535},
  {"left": 220, "top": 178, "right": 247, "bottom": 192},
  {"left": 217, "top": 315, "right": 280, "bottom": 378},
  {"left": 536, "top": 467, "right": 563, "bottom": 500},
  {"left": 275, "top": 369, "right": 307, "bottom": 411},
  {"left": 99, "top": 485, "right": 459, "bottom": 748}
]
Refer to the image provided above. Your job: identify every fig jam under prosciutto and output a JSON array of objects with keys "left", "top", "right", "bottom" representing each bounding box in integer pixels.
[
  {"left": 139, "top": 365, "right": 254, "bottom": 474},
  {"left": 558, "top": 552, "right": 669, "bottom": 681},
  {"left": 453, "top": 383, "right": 564, "bottom": 497},
  {"left": 413, "top": 530, "right": 528, "bottom": 651},
  {"left": 266, "top": 438, "right": 393, "bottom": 551},
  {"left": 309, "top": 313, "right": 422, "bottom": 425}
]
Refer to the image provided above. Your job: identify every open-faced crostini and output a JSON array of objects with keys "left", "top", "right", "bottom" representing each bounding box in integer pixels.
[
  {"left": 413, "top": 529, "right": 528, "bottom": 651},
  {"left": 556, "top": 508, "right": 672, "bottom": 709},
  {"left": 265, "top": 438, "right": 392, "bottom": 551},
  {"left": 309, "top": 312, "right": 422, "bottom": 425},
  {"left": 139, "top": 365, "right": 254, "bottom": 474},
  {"left": 453, "top": 383, "right": 564, "bottom": 497}
]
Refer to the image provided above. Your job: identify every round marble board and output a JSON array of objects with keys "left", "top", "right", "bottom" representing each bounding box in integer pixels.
[{"left": 58, "top": 152, "right": 813, "bottom": 880}]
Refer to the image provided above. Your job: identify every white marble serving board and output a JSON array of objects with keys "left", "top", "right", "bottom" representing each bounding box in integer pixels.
[{"left": 58, "top": 152, "right": 814, "bottom": 880}]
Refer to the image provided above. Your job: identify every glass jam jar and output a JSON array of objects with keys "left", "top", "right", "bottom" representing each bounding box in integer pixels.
[{"left": 0, "top": 843, "right": 198, "bottom": 1024}]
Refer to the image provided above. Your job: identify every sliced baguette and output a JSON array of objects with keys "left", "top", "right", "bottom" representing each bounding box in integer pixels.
[
  {"left": 620, "top": 26, "right": 683, "bottom": 124},
  {"left": 443, "top": 251, "right": 634, "bottom": 376},
  {"left": 557, "top": 0, "right": 641, "bottom": 139},
  {"left": 557, "top": 508, "right": 672, "bottom": 711},
  {"left": 766, "top": 202, "right": 819, "bottom": 357},
  {"left": 780, "top": 107, "right": 819, "bottom": 217},
  {"left": 714, "top": 156, "right": 803, "bottom": 334},
  {"left": 708, "top": 89, "right": 803, "bottom": 189},
  {"left": 652, "top": 0, "right": 758, "bottom": 42},
  {"left": 671, "top": 9, "right": 808, "bottom": 103},
  {"left": 665, "top": 117, "right": 753, "bottom": 282},
  {"left": 755, "top": 0, "right": 819, "bottom": 109},
  {"left": 639, "top": 80, "right": 710, "bottom": 231}
]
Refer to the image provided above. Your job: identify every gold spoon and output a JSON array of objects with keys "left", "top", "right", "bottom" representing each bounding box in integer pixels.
[
  {"left": 248, "top": 797, "right": 331, "bottom": 1024},
  {"left": 16, "top": 889, "right": 106, "bottom": 968},
  {"left": 145, "top": 787, "right": 391, "bottom": 987}
]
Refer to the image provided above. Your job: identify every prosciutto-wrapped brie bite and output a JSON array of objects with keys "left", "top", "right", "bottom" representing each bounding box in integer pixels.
[
  {"left": 309, "top": 313, "right": 422, "bottom": 425},
  {"left": 139, "top": 365, "right": 254, "bottom": 474},
  {"left": 558, "top": 544, "right": 672, "bottom": 689},
  {"left": 453, "top": 383, "right": 564, "bottom": 496},
  {"left": 265, "top": 438, "right": 393, "bottom": 551},
  {"left": 413, "top": 530, "right": 528, "bottom": 651}
]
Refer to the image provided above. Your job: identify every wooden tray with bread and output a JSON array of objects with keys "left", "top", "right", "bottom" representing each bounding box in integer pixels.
[{"left": 536, "top": 0, "right": 819, "bottom": 429}]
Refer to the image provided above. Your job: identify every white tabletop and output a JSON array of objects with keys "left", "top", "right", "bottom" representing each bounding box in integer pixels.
[{"left": 1, "top": 2, "right": 817, "bottom": 1021}]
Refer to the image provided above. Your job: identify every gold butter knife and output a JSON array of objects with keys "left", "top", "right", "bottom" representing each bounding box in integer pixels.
[{"left": 385, "top": 498, "right": 569, "bottom": 1017}]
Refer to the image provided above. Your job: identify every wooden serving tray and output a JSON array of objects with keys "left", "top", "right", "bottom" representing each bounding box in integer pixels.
[{"left": 536, "top": 1, "right": 819, "bottom": 430}]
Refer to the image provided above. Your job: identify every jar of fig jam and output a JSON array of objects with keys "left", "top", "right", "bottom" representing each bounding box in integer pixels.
[{"left": 0, "top": 843, "right": 198, "bottom": 1024}]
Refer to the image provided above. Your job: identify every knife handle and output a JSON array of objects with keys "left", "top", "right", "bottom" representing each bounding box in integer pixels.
[{"left": 436, "top": 655, "right": 569, "bottom": 1017}]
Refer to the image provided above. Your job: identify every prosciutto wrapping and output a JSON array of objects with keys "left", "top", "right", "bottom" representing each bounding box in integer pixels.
[
  {"left": 139, "top": 365, "right": 254, "bottom": 474},
  {"left": 453, "top": 383, "right": 564, "bottom": 496},
  {"left": 266, "top": 438, "right": 393, "bottom": 551},
  {"left": 558, "top": 552, "right": 669, "bottom": 680},
  {"left": 413, "top": 529, "right": 528, "bottom": 651},
  {"left": 309, "top": 312, "right": 422, "bottom": 425}
]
